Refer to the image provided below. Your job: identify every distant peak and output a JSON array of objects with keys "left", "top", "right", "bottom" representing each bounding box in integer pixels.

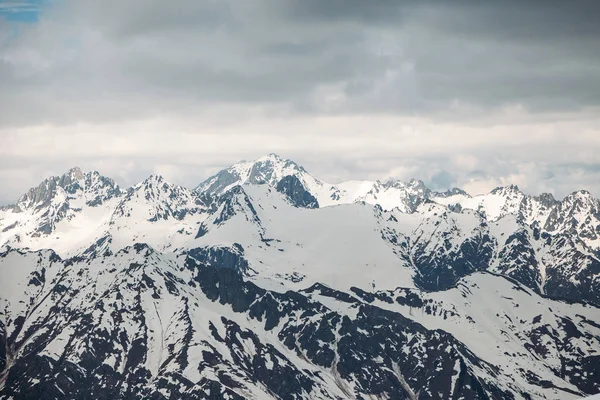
[
  {"left": 13, "top": 166, "right": 121, "bottom": 211},
  {"left": 434, "top": 187, "right": 469, "bottom": 198},
  {"left": 134, "top": 175, "right": 170, "bottom": 191},
  {"left": 66, "top": 166, "right": 84, "bottom": 179},
  {"left": 408, "top": 178, "right": 426, "bottom": 187},
  {"left": 195, "top": 153, "right": 313, "bottom": 196},
  {"left": 255, "top": 153, "right": 294, "bottom": 165},
  {"left": 264, "top": 152, "right": 282, "bottom": 159},
  {"left": 491, "top": 184, "right": 521, "bottom": 195},
  {"left": 381, "top": 178, "right": 428, "bottom": 191},
  {"left": 251, "top": 154, "right": 306, "bottom": 175},
  {"left": 143, "top": 174, "right": 167, "bottom": 184},
  {"left": 574, "top": 189, "right": 591, "bottom": 196},
  {"left": 450, "top": 187, "right": 468, "bottom": 195},
  {"left": 564, "top": 189, "right": 595, "bottom": 201}
]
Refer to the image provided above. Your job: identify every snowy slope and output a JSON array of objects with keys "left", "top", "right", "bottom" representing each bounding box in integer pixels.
[
  {"left": 194, "top": 184, "right": 416, "bottom": 293},
  {"left": 431, "top": 185, "right": 525, "bottom": 221},
  {"left": 1, "top": 244, "right": 598, "bottom": 399},
  {"left": 1, "top": 157, "right": 600, "bottom": 399},
  {"left": 346, "top": 272, "right": 600, "bottom": 399}
]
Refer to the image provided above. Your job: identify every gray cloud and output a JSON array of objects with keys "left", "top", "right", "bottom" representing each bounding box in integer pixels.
[
  {"left": 1, "top": 0, "right": 600, "bottom": 203},
  {"left": 2, "top": 0, "right": 600, "bottom": 126}
]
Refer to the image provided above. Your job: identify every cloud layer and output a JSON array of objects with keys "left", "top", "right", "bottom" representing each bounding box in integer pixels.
[{"left": 1, "top": 0, "right": 600, "bottom": 203}]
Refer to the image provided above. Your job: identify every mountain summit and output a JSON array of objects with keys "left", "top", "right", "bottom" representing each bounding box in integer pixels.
[
  {"left": 15, "top": 167, "right": 122, "bottom": 212},
  {"left": 196, "top": 153, "right": 312, "bottom": 196}
]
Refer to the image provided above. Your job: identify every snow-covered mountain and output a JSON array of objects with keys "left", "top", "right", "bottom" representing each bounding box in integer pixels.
[
  {"left": 196, "top": 153, "right": 436, "bottom": 212},
  {"left": 1, "top": 155, "right": 599, "bottom": 399}
]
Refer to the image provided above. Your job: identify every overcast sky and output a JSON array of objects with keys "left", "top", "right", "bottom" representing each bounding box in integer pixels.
[{"left": 1, "top": 0, "right": 600, "bottom": 204}]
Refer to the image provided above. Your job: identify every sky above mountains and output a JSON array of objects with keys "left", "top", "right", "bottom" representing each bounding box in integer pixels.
[{"left": 1, "top": 0, "right": 600, "bottom": 204}]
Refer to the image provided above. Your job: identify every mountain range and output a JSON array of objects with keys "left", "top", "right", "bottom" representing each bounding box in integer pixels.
[{"left": 1, "top": 153, "right": 599, "bottom": 399}]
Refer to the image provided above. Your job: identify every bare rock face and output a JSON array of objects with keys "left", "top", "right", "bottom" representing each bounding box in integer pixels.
[{"left": 276, "top": 175, "right": 319, "bottom": 209}]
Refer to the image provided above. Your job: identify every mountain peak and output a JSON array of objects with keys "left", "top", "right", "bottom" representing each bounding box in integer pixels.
[
  {"left": 196, "top": 154, "right": 313, "bottom": 196},
  {"left": 433, "top": 187, "right": 470, "bottom": 198},
  {"left": 380, "top": 178, "right": 426, "bottom": 190},
  {"left": 569, "top": 189, "right": 593, "bottom": 198},
  {"left": 562, "top": 189, "right": 598, "bottom": 207},
  {"left": 133, "top": 174, "right": 181, "bottom": 195},
  {"left": 143, "top": 174, "right": 166, "bottom": 184},
  {"left": 490, "top": 184, "right": 522, "bottom": 195},
  {"left": 66, "top": 166, "right": 84, "bottom": 180},
  {"left": 116, "top": 175, "right": 200, "bottom": 222},
  {"left": 252, "top": 153, "right": 303, "bottom": 169},
  {"left": 14, "top": 167, "right": 122, "bottom": 211},
  {"left": 257, "top": 153, "right": 284, "bottom": 162}
]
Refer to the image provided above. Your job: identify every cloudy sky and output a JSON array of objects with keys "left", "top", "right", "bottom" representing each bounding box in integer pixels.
[{"left": 1, "top": 0, "right": 600, "bottom": 204}]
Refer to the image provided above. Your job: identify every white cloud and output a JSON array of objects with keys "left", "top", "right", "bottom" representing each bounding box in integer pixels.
[{"left": 1, "top": 110, "right": 600, "bottom": 203}]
